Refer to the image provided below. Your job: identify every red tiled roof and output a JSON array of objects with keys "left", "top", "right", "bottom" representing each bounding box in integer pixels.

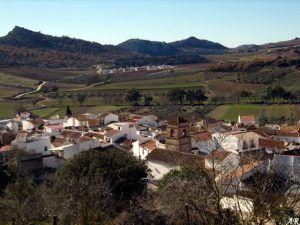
[
  {"left": 75, "top": 136, "right": 92, "bottom": 144},
  {"left": 259, "top": 138, "right": 288, "bottom": 149},
  {"left": 51, "top": 137, "right": 69, "bottom": 147},
  {"left": 88, "top": 132, "right": 104, "bottom": 140},
  {"left": 45, "top": 124, "right": 63, "bottom": 130},
  {"left": 74, "top": 115, "right": 89, "bottom": 122},
  {"left": 120, "top": 138, "right": 134, "bottom": 149},
  {"left": 61, "top": 130, "right": 82, "bottom": 140},
  {"left": 88, "top": 119, "right": 100, "bottom": 127},
  {"left": 192, "top": 131, "right": 212, "bottom": 142},
  {"left": 280, "top": 125, "right": 300, "bottom": 132},
  {"left": 146, "top": 148, "right": 204, "bottom": 166},
  {"left": 131, "top": 115, "right": 144, "bottom": 120},
  {"left": 224, "top": 161, "right": 262, "bottom": 180},
  {"left": 275, "top": 131, "right": 300, "bottom": 137},
  {"left": 105, "top": 129, "right": 121, "bottom": 137},
  {"left": 254, "top": 128, "right": 273, "bottom": 138},
  {"left": 0, "top": 145, "right": 12, "bottom": 153},
  {"left": 239, "top": 115, "right": 255, "bottom": 124},
  {"left": 140, "top": 140, "right": 157, "bottom": 151},
  {"left": 206, "top": 150, "right": 233, "bottom": 161},
  {"left": 16, "top": 130, "right": 28, "bottom": 138}
]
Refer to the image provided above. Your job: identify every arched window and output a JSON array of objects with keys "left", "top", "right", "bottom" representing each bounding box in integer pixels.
[
  {"left": 243, "top": 141, "right": 248, "bottom": 150},
  {"left": 182, "top": 129, "right": 187, "bottom": 137},
  {"left": 170, "top": 129, "right": 175, "bottom": 137},
  {"left": 250, "top": 140, "right": 256, "bottom": 148}
]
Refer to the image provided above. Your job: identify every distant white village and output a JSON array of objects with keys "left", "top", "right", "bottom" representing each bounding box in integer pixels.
[
  {"left": 96, "top": 65, "right": 175, "bottom": 75},
  {"left": 0, "top": 109, "right": 300, "bottom": 184}
]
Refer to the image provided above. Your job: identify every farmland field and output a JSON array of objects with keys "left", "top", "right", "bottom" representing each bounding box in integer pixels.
[
  {"left": 0, "top": 72, "right": 37, "bottom": 88},
  {"left": 0, "top": 86, "right": 25, "bottom": 98},
  {"left": 208, "top": 104, "right": 300, "bottom": 122},
  {"left": 32, "top": 105, "right": 127, "bottom": 118},
  {"left": 88, "top": 72, "right": 206, "bottom": 90}
]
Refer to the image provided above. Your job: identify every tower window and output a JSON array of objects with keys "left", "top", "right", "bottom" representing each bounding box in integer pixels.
[
  {"left": 182, "top": 129, "right": 187, "bottom": 137},
  {"left": 170, "top": 129, "right": 175, "bottom": 137}
]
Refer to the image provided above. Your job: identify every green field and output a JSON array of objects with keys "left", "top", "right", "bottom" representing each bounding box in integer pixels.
[
  {"left": 89, "top": 73, "right": 206, "bottom": 90},
  {"left": 208, "top": 104, "right": 299, "bottom": 122},
  {"left": 0, "top": 72, "right": 37, "bottom": 88},
  {"left": 32, "top": 105, "right": 127, "bottom": 119}
]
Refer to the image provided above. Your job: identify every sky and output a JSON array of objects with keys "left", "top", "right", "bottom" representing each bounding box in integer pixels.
[{"left": 0, "top": 0, "right": 299, "bottom": 48}]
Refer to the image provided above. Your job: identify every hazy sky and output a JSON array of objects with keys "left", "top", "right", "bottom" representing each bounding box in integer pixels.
[{"left": 0, "top": 0, "right": 299, "bottom": 47}]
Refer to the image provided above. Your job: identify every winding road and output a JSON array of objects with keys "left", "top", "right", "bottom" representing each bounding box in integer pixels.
[{"left": 14, "top": 81, "right": 48, "bottom": 99}]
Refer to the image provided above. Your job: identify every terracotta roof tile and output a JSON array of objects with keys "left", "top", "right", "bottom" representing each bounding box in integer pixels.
[
  {"left": 206, "top": 150, "right": 233, "bottom": 161},
  {"left": 146, "top": 148, "right": 204, "bottom": 166},
  {"left": 275, "top": 130, "right": 300, "bottom": 137},
  {"left": 239, "top": 115, "right": 255, "bottom": 124},
  {"left": 192, "top": 131, "right": 212, "bottom": 142},
  {"left": 51, "top": 137, "right": 69, "bottom": 147},
  {"left": 140, "top": 140, "right": 157, "bottom": 151},
  {"left": 88, "top": 132, "right": 104, "bottom": 140},
  {"left": 280, "top": 125, "right": 300, "bottom": 132},
  {"left": 105, "top": 129, "right": 121, "bottom": 137},
  {"left": 75, "top": 136, "right": 92, "bottom": 144},
  {"left": 61, "top": 130, "right": 82, "bottom": 140},
  {"left": 259, "top": 138, "right": 288, "bottom": 149}
]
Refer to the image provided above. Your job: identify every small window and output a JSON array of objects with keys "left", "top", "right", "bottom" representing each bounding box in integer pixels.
[
  {"left": 170, "top": 129, "right": 175, "bottom": 137},
  {"left": 242, "top": 141, "right": 248, "bottom": 150},
  {"left": 44, "top": 146, "right": 48, "bottom": 151},
  {"left": 250, "top": 140, "right": 255, "bottom": 148},
  {"left": 182, "top": 129, "right": 187, "bottom": 137}
]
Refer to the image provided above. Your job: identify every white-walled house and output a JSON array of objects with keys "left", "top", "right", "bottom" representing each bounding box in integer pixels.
[
  {"left": 22, "top": 120, "right": 35, "bottom": 131},
  {"left": 213, "top": 131, "right": 261, "bottom": 154},
  {"left": 104, "top": 129, "right": 125, "bottom": 144},
  {"left": 6, "top": 120, "right": 19, "bottom": 132},
  {"left": 132, "top": 139, "right": 157, "bottom": 159},
  {"left": 272, "top": 152, "right": 300, "bottom": 182},
  {"left": 146, "top": 148, "right": 204, "bottom": 180},
  {"left": 63, "top": 116, "right": 84, "bottom": 127},
  {"left": 191, "top": 131, "right": 216, "bottom": 154},
  {"left": 50, "top": 133, "right": 100, "bottom": 159},
  {"left": 107, "top": 122, "right": 148, "bottom": 141},
  {"left": 12, "top": 132, "right": 51, "bottom": 156},
  {"left": 44, "top": 124, "right": 63, "bottom": 134},
  {"left": 63, "top": 115, "right": 100, "bottom": 128},
  {"left": 129, "top": 114, "right": 161, "bottom": 128},
  {"left": 99, "top": 113, "right": 119, "bottom": 126},
  {"left": 205, "top": 150, "right": 240, "bottom": 179}
]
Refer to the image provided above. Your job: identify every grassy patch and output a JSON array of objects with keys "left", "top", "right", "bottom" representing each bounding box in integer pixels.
[
  {"left": 91, "top": 73, "right": 205, "bottom": 90},
  {"left": 0, "top": 86, "right": 25, "bottom": 98},
  {"left": 208, "top": 104, "right": 299, "bottom": 122},
  {"left": 32, "top": 105, "right": 127, "bottom": 119},
  {"left": 0, "top": 72, "right": 37, "bottom": 88},
  {"left": 0, "top": 102, "right": 18, "bottom": 119}
]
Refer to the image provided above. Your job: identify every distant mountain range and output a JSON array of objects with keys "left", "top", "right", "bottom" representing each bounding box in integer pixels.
[
  {"left": 0, "top": 26, "right": 298, "bottom": 68},
  {"left": 0, "top": 26, "right": 227, "bottom": 67},
  {"left": 118, "top": 37, "right": 227, "bottom": 56}
]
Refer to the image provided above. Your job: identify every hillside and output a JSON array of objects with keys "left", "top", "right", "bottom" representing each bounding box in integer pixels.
[
  {"left": 0, "top": 26, "right": 124, "bottom": 56},
  {"left": 118, "top": 36, "right": 228, "bottom": 56},
  {"left": 0, "top": 27, "right": 211, "bottom": 68},
  {"left": 170, "top": 36, "right": 228, "bottom": 54},
  {"left": 118, "top": 39, "right": 180, "bottom": 56}
]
